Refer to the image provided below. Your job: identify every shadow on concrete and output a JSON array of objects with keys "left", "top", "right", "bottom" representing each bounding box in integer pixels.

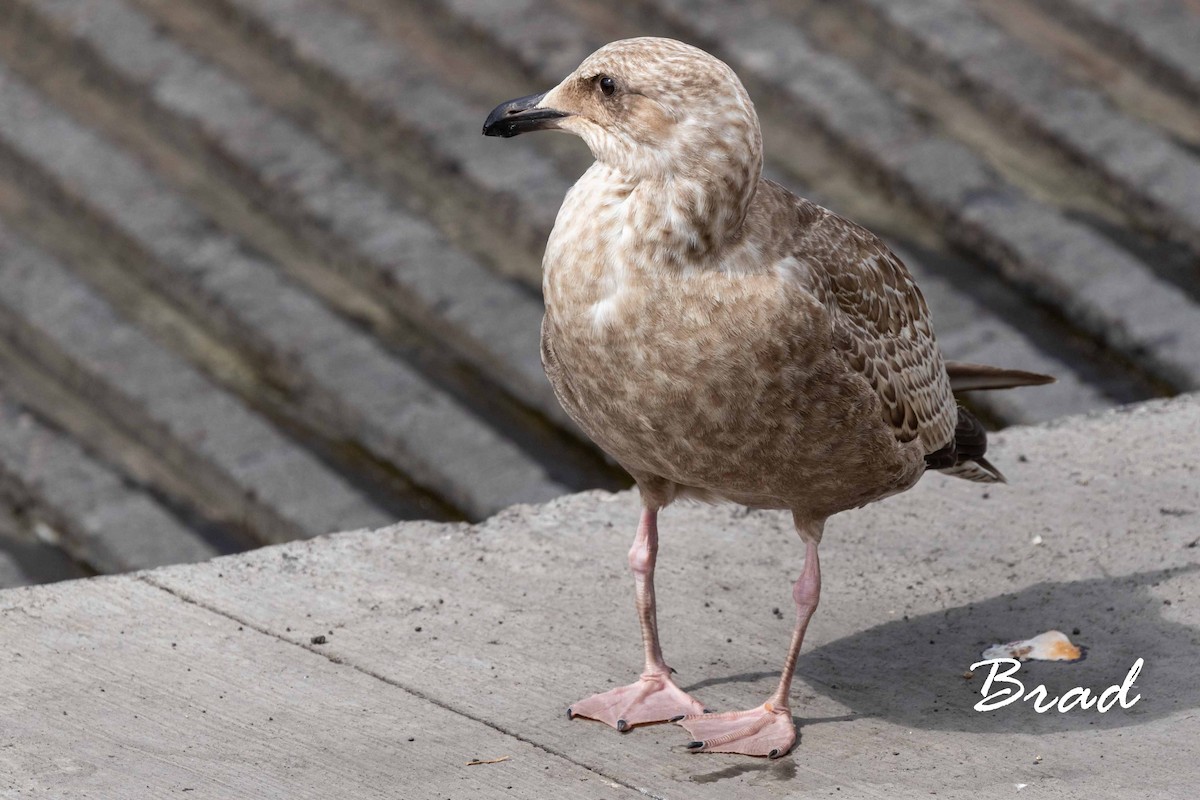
[
  {"left": 689, "top": 758, "right": 797, "bottom": 784},
  {"left": 790, "top": 566, "right": 1200, "bottom": 734},
  {"left": 683, "top": 670, "right": 779, "bottom": 693}
]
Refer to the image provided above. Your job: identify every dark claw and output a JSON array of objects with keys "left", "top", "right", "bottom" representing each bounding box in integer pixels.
[
  {"left": 669, "top": 715, "right": 686, "bottom": 723},
  {"left": 669, "top": 666, "right": 677, "bottom": 674},
  {"left": 768, "top": 748, "right": 781, "bottom": 759},
  {"left": 616, "top": 719, "right": 629, "bottom": 732},
  {"left": 567, "top": 707, "right": 574, "bottom": 720},
  {"left": 703, "top": 708, "right": 713, "bottom": 714},
  {"left": 686, "top": 741, "right": 704, "bottom": 750}
]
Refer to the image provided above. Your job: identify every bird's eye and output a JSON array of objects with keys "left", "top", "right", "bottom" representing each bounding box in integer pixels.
[{"left": 599, "top": 75, "right": 616, "bottom": 97}]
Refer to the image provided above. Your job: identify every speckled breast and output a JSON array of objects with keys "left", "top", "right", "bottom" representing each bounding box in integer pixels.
[{"left": 540, "top": 268, "right": 921, "bottom": 513}]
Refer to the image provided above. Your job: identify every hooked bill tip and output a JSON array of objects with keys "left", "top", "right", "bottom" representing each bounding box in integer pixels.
[{"left": 482, "top": 91, "right": 568, "bottom": 138}]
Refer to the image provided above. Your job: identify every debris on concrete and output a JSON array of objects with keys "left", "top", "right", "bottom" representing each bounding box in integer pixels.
[
  {"left": 981, "top": 630, "right": 1085, "bottom": 662},
  {"left": 465, "top": 756, "right": 510, "bottom": 766}
]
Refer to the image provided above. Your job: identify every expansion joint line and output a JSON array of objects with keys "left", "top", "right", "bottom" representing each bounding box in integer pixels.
[{"left": 138, "top": 574, "right": 664, "bottom": 799}]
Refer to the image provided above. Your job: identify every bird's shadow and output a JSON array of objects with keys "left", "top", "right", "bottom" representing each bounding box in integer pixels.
[
  {"left": 696, "top": 565, "right": 1199, "bottom": 736},
  {"left": 803, "top": 566, "right": 1199, "bottom": 734}
]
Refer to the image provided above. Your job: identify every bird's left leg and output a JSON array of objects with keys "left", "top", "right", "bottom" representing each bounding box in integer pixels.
[
  {"left": 676, "top": 517, "right": 823, "bottom": 757},
  {"left": 568, "top": 506, "right": 706, "bottom": 730}
]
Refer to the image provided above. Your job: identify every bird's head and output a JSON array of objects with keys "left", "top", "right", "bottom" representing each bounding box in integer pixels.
[{"left": 483, "top": 37, "right": 763, "bottom": 187}]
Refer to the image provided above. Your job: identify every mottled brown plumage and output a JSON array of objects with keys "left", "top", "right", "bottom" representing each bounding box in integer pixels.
[
  {"left": 542, "top": 180, "right": 946, "bottom": 517},
  {"left": 483, "top": 36, "right": 1052, "bottom": 758}
]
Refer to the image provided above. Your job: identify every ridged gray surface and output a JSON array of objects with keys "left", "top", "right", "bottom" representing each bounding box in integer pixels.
[{"left": 0, "top": 0, "right": 1193, "bottom": 585}]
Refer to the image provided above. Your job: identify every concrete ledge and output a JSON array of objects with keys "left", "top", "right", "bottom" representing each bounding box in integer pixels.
[{"left": 2, "top": 395, "right": 1198, "bottom": 797}]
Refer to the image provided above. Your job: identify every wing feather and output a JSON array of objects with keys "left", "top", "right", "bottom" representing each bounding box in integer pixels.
[{"left": 790, "top": 202, "right": 956, "bottom": 453}]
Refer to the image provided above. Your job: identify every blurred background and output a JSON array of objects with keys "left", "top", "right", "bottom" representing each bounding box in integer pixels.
[{"left": 0, "top": 0, "right": 1196, "bottom": 588}]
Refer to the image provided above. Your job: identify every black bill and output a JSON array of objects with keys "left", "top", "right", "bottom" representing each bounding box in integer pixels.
[{"left": 482, "top": 92, "right": 569, "bottom": 138}]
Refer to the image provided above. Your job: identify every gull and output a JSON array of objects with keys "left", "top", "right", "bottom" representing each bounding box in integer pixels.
[{"left": 483, "top": 37, "right": 1052, "bottom": 758}]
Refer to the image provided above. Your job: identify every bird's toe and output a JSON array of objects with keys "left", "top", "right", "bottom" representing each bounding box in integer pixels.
[
  {"left": 568, "top": 674, "right": 706, "bottom": 731},
  {"left": 676, "top": 703, "right": 796, "bottom": 757}
]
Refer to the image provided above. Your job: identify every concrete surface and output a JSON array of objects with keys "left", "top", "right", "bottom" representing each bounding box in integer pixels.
[
  {"left": 0, "top": 56, "right": 565, "bottom": 522},
  {"left": 0, "top": 387, "right": 215, "bottom": 578},
  {"left": 1030, "top": 0, "right": 1200, "bottom": 107},
  {"left": 2, "top": 395, "right": 1197, "bottom": 798},
  {"left": 0, "top": 213, "right": 392, "bottom": 544},
  {"left": 840, "top": 0, "right": 1200, "bottom": 255}
]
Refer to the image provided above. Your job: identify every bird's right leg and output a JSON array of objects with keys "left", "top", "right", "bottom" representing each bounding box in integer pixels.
[{"left": 568, "top": 506, "right": 705, "bottom": 731}]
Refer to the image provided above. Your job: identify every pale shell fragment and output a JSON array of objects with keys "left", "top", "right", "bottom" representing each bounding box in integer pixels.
[{"left": 981, "top": 630, "right": 1083, "bottom": 662}]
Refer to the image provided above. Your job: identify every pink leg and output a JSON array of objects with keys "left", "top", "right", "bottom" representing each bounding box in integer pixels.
[
  {"left": 569, "top": 507, "right": 705, "bottom": 730},
  {"left": 678, "top": 519, "right": 822, "bottom": 757}
]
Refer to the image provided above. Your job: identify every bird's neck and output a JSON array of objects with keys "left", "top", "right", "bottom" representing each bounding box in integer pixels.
[
  {"left": 544, "top": 156, "right": 763, "bottom": 299},
  {"left": 621, "top": 116, "right": 765, "bottom": 266},
  {"left": 629, "top": 170, "right": 757, "bottom": 266}
]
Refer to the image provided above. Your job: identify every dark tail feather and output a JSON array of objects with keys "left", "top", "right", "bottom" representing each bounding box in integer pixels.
[
  {"left": 925, "top": 407, "right": 1005, "bottom": 483},
  {"left": 928, "top": 361, "right": 1051, "bottom": 483},
  {"left": 941, "top": 456, "right": 1006, "bottom": 483},
  {"left": 944, "top": 361, "right": 1055, "bottom": 392}
]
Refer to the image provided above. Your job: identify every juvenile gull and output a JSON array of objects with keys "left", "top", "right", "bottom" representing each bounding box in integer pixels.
[{"left": 483, "top": 37, "right": 1052, "bottom": 758}]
